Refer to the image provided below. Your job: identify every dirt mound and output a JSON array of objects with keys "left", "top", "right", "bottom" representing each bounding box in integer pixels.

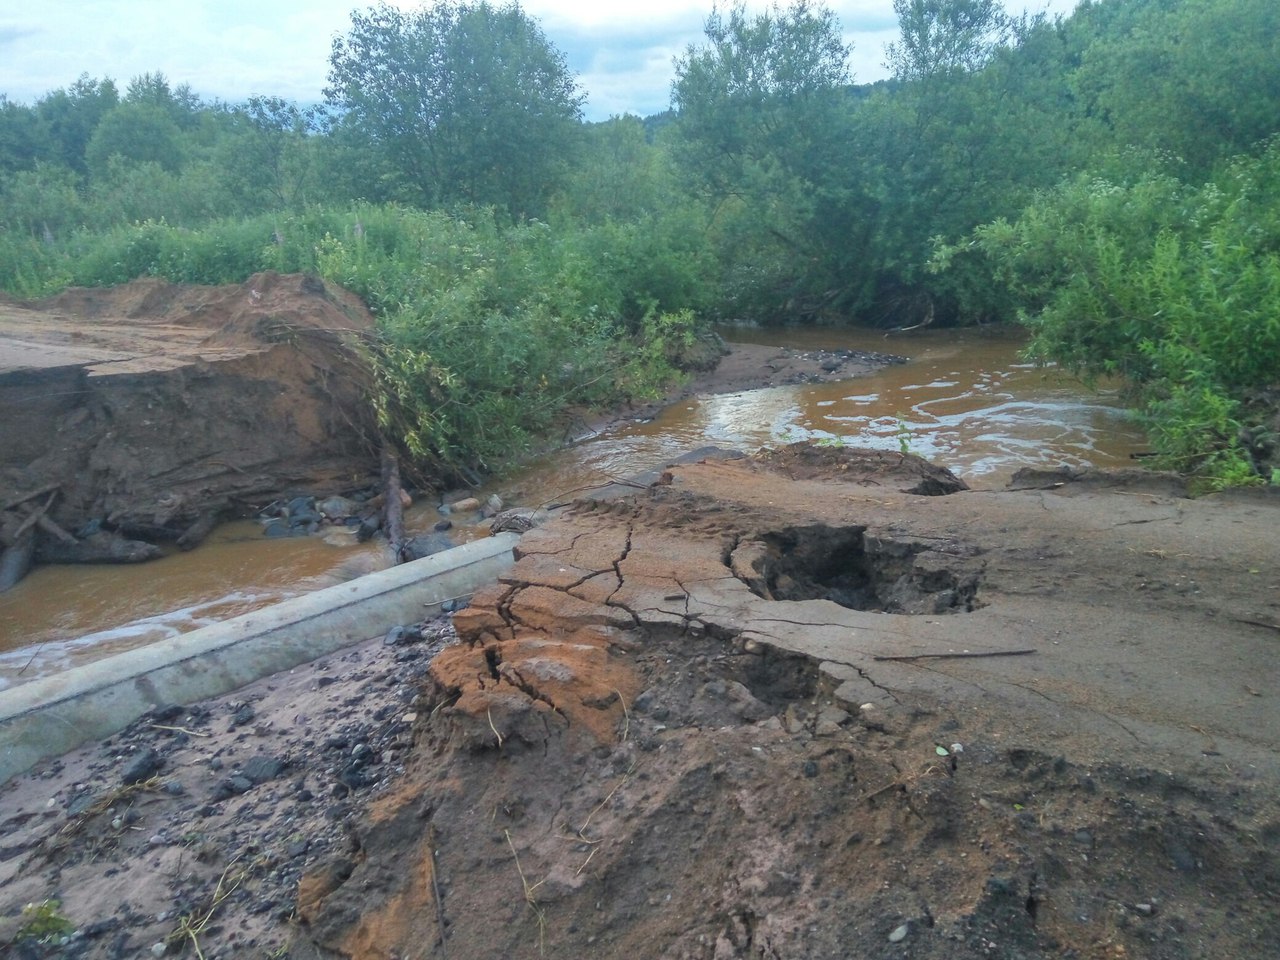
[
  {"left": 282, "top": 453, "right": 1279, "bottom": 960},
  {"left": 3, "top": 447, "right": 1278, "bottom": 959},
  {"left": 756, "top": 442, "right": 969, "bottom": 495},
  {"left": 0, "top": 273, "right": 381, "bottom": 581}
]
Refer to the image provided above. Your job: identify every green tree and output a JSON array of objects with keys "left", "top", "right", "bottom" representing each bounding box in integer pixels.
[
  {"left": 671, "top": 1, "right": 862, "bottom": 320},
  {"left": 85, "top": 102, "right": 186, "bottom": 178},
  {"left": 885, "top": 0, "right": 1018, "bottom": 81},
  {"left": 325, "top": 1, "right": 583, "bottom": 216},
  {"left": 1072, "top": 0, "right": 1280, "bottom": 176},
  {"left": 850, "top": 0, "right": 1062, "bottom": 325},
  {"left": 0, "top": 161, "right": 84, "bottom": 239},
  {"left": 0, "top": 96, "right": 49, "bottom": 175},
  {"left": 207, "top": 97, "right": 321, "bottom": 212},
  {"left": 34, "top": 75, "right": 119, "bottom": 176}
]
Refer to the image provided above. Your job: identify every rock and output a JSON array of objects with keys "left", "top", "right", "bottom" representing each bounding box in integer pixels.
[
  {"left": 230, "top": 703, "right": 255, "bottom": 727},
  {"left": 147, "top": 704, "right": 184, "bottom": 723},
  {"left": 448, "top": 496, "right": 481, "bottom": 513},
  {"left": 317, "top": 495, "right": 358, "bottom": 520},
  {"left": 286, "top": 496, "right": 316, "bottom": 517},
  {"left": 211, "top": 775, "right": 255, "bottom": 801},
  {"left": 481, "top": 494, "right": 504, "bottom": 518},
  {"left": 816, "top": 706, "right": 851, "bottom": 736},
  {"left": 241, "top": 755, "right": 287, "bottom": 785},
  {"left": 121, "top": 747, "right": 162, "bottom": 785},
  {"left": 402, "top": 532, "right": 454, "bottom": 561},
  {"left": 490, "top": 508, "right": 544, "bottom": 535},
  {"left": 888, "top": 922, "right": 909, "bottom": 943}
]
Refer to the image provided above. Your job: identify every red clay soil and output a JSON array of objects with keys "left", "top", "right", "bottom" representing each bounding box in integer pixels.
[
  {"left": 0, "top": 272, "right": 381, "bottom": 564},
  {"left": 4, "top": 445, "right": 1277, "bottom": 960}
]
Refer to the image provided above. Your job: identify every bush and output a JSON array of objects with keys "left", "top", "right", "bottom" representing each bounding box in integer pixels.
[{"left": 937, "top": 141, "right": 1280, "bottom": 487}]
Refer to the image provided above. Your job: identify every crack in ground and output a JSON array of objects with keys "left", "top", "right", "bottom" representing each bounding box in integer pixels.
[
  {"left": 501, "top": 663, "right": 570, "bottom": 727},
  {"left": 603, "top": 511, "right": 640, "bottom": 627},
  {"left": 750, "top": 616, "right": 851, "bottom": 629},
  {"left": 516, "top": 525, "right": 611, "bottom": 558},
  {"left": 1110, "top": 511, "right": 1182, "bottom": 528}
]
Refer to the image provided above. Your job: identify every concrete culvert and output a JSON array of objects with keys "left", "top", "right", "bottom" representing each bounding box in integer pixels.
[{"left": 729, "top": 524, "right": 982, "bottom": 615}]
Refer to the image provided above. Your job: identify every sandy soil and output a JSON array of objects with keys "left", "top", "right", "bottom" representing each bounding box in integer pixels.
[
  {"left": 0, "top": 273, "right": 381, "bottom": 581},
  {"left": 3, "top": 441, "right": 1278, "bottom": 960}
]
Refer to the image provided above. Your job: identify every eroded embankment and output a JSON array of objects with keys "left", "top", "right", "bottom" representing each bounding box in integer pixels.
[
  {"left": 0, "top": 273, "right": 380, "bottom": 587},
  {"left": 287, "top": 446, "right": 1280, "bottom": 960}
]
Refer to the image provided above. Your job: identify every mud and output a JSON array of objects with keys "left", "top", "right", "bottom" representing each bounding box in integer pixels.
[
  {"left": 0, "top": 273, "right": 381, "bottom": 586},
  {"left": 282, "top": 448, "right": 1280, "bottom": 960},
  {"left": 5, "top": 444, "right": 1277, "bottom": 959}
]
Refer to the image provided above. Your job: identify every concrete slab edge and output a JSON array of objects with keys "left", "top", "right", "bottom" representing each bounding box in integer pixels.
[{"left": 0, "top": 533, "right": 519, "bottom": 785}]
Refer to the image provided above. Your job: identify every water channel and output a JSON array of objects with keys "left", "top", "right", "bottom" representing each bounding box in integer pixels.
[{"left": 0, "top": 326, "right": 1146, "bottom": 689}]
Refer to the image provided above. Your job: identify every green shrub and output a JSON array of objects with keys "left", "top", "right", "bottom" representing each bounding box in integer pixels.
[{"left": 937, "top": 141, "right": 1280, "bottom": 487}]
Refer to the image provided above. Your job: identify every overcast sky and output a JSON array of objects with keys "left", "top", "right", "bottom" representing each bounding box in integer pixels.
[{"left": 1, "top": 0, "right": 1082, "bottom": 121}]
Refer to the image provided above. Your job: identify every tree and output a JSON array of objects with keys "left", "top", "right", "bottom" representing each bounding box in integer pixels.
[
  {"left": 1072, "top": 0, "right": 1280, "bottom": 176},
  {"left": 849, "top": 0, "right": 1063, "bottom": 325},
  {"left": 0, "top": 97, "right": 49, "bottom": 176},
  {"left": 209, "top": 97, "right": 321, "bottom": 212},
  {"left": 34, "top": 75, "right": 119, "bottom": 176},
  {"left": 671, "top": 2, "right": 863, "bottom": 319},
  {"left": 325, "top": 1, "right": 583, "bottom": 216},
  {"left": 885, "top": 0, "right": 1018, "bottom": 82},
  {"left": 85, "top": 102, "right": 185, "bottom": 178}
]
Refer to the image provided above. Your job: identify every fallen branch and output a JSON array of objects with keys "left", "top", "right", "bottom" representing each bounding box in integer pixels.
[
  {"left": 11, "top": 492, "right": 57, "bottom": 541},
  {"left": 873, "top": 649, "right": 1037, "bottom": 662},
  {"left": 35, "top": 511, "right": 77, "bottom": 545},
  {"left": 149, "top": 723, "right": 211, "bottom": 738},
  {"left": 429, "top": 841, "right": 448, "bottom": 959},
  {"left": 0, "top": 482, "right": 60, "bottom": 515},
  {"left": 381, "top": 442, "right": 408, "bottom": 564},
  {"left": 1233, "top": 618, "right": 1280, "bottom": 633}
]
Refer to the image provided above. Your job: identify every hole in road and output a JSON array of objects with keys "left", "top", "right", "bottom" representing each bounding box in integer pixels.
[{"left": 728, "top": 525, "right": 981, "bottom": 615}]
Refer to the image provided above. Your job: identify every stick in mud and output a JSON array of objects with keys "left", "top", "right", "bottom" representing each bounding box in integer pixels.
[{"left": 872, "top": 648, "right": 1038, "bottom": 662}]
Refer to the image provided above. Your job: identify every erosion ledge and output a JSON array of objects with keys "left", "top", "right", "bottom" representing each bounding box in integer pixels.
[
  {"left": 0, "top": 272, "right": 380, "bottom": 583},
  {"left": 2, "top": 445, "right": 1279, "bottom": 959}
]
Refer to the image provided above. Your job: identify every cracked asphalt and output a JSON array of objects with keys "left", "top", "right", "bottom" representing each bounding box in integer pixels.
[{"left": 290, "top": 445, "right": 1280, "bottom": 960}]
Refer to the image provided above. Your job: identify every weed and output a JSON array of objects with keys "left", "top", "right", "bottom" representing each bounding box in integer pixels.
[
  {"left": 504, "top": 830, "right": 548, "bottom": 954},
  {"left": 15, "top": 899, "right": 74, "bottom": 945},
  {"left": 895, "top": 418, "right": 915, "bottom": 456}
]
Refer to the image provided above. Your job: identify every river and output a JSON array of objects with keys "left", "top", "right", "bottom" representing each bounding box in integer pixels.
[{"left": 0, "top": 326, "right": 1145, "bottom": 689}]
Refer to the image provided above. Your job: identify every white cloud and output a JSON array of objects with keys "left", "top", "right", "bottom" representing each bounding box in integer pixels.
[{"left": 0, "top": 1, "right": 1083, "bottom": 117}]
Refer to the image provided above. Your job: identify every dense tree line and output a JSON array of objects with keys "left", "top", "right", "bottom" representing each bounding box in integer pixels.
[{"left": 1, "top": 0, "right": 1277, "bottom": 486}]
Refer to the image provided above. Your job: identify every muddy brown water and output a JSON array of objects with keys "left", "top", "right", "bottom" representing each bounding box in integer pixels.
[{"left": 0, "top": 327, "right": 1146, "bottom": 689}]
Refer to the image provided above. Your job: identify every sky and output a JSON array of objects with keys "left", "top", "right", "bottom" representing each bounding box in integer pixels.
[{"left": 0, "top": 1, "right": 1083, "bottom": 121}]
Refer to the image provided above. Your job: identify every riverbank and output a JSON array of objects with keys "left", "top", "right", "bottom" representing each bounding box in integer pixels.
[
  {"left": 572, "top": 337, "right": 908, "bottom": 442},
  {"left": 3, "top": 444, "right": 1278, "bottom": 959}
]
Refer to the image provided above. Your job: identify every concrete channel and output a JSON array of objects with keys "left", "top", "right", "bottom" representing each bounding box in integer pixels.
[{"left": 0, "top": 533, "right": 519, "bottom": 785}]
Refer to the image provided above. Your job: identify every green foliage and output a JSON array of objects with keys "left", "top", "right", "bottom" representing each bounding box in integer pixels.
[
  {"left": 16, "top": 899, "right": 74, "bottom": 944},
  {"left": 325, "top": 1, "right": 583, "bottom": 216},
  {"left": 942, "top": 141, "right": 1280, "bottom": 485},
  {"left": 1072, "top": 0, "right": 1280, "bottom": 177},
  {"left": 308, "top": 206, "right": 705, "bottom": 473},
  {"left": 3, "top": 0, "right": 1279, "bottom": 489},
  {"left": 671, "top": 1, "right": 861, "bottom": 321},
  {"left": 0, "top": 203, "right": 706, "bottom": 475}
]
